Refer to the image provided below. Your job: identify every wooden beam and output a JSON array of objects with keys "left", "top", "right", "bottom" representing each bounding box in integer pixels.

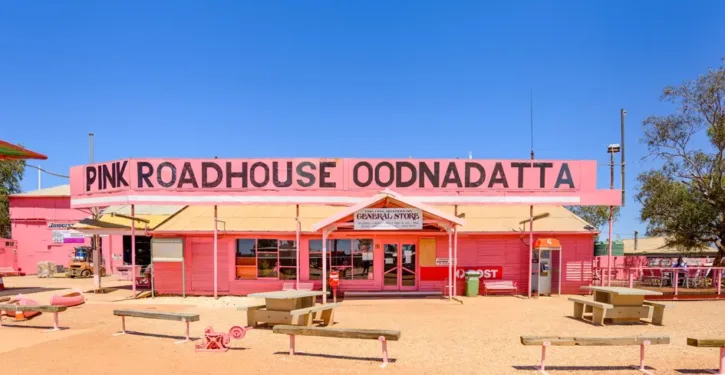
[
  {"left": 0, "top": 304, "right": 67, "bottom": 313},
  {"left": 687, "top": 338, "right": 725, "bottom": 348},
  {"left": 521, "top": 336, "right": 670, "bottom": 346},
  {"left": 113, "top": 309, "right": 200, "bottom": 322},
  {"left": 273, "top": 325, "right": 401, "bottom": 341}
]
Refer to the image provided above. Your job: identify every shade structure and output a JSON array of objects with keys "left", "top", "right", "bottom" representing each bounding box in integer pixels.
[{"left": 0, "top": 140, "right": 47, "bottom": 160}]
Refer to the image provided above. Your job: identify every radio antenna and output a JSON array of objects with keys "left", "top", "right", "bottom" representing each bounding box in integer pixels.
[{"left": 530, "top": 89, "right": 535, "bottom": 160}]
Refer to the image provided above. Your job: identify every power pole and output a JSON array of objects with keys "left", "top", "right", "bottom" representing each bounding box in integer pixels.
[
  {"left": 621, "top": 109, "right": 626, "bottom": 207},
  {"left": 90, "top": 133, "right": 101, "bottom": 291}
]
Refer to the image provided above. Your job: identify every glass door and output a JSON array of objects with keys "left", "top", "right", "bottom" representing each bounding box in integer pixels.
[
  {"left": 382, "top": 241, "right": 418, "bottom": 291},
  {"left": 383, "top": 244, "right": 399, "bottom": 290}
]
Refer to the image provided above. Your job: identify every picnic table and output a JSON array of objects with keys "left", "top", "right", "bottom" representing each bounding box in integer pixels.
[
  {"left": 243, "top": 290, "right": 333, "bottom": 327},
  {"left": 576, "top": 286, "right": 664, "bottom": 325},
  {"left": 569, "top": 286, "right": 665, "bottom": 325}
]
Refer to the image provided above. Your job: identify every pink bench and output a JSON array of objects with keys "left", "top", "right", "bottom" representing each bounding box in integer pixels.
[{"left": 483, "top": 280, "right": 518, "bottom": 296}]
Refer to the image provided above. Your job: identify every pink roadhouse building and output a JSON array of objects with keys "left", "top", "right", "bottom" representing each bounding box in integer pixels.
[{"left": 8, "top": 157, "right": 622, "bottom": 297}]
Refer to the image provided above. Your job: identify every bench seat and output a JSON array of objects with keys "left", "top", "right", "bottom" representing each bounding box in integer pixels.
[
  {"left": 273, "top": 325, "right": 401, "bottom": 367},
  {"left": 643, "top": 301, "right": 667, "bottom": 325},
  {"left": 0, "top": 303, "right": 69, "bottom": 331},
  {"left": 568, "top": 297, "right": 614, "bottom": 326},
  {"left": 112, "top": 309, "right": 199, "bottom": 344},
  {"left": 483, "top": 281, "right": 517, "bottom": 296}
]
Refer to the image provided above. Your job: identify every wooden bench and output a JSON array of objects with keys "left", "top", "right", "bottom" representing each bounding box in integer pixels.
[
  {"left": 643, "top": 301, "right": 666, "bottom": 326},
  {"left": 237, "top": 301, "right": 267, "bottom": 327},
  {"left": 568, "top": 297, "right": 614, "bottom": 326},
  {"left": 273, "top": 325, "right": 401, "bottom": 368},
  {"left": 289, "top": 303, "right": 340, "bottom": 326},
  {"left": 687, "top": 337, "right": 725, "bottom": 375},
  {"left": 0, "top": 304, "right": 68, "bottom": 332},
  {"left": 113, "top": 309, "right": 200, "bottom": 344},
  {"left": 483, "top": 280, "right": 517, "bottom": 296},
  {"left": 521, "top": 335, "right": 670, "bottom": 374}
]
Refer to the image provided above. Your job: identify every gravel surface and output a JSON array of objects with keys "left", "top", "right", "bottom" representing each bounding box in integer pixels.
[{"left": 1, "top": 276, "right": 723, "bottom": 374}]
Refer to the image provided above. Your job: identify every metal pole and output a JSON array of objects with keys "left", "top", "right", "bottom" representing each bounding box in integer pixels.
[
  {"left": 131, "top": 204, "right": 136, "bottom": 295},
  {"left": 621, "top": 109, "right": 626, "bottom": 207},
  {"left": 528, "top": 206, "right": 533, "bottom": 298},
  {"left": 322, "top": 229, "right": 328, "bottom": 304},
  {"left": 89, "top": 133, "right": 101, "bottom": 291},
  {"left": 37, "top": 165, "right": 41, "bottom": 190},
  {"left": 213, "top": 205, "right": 218, "bottom": 299},
  {"left": 296, "top": 205, "right": 300, "bottom": 290},
  {"left": 608, "top": 151, "right": 614, "bottom": 286},
  {"left": 558, "top": 249, "right": 562, "bottom": 295},
  {"left": 448, "top": 229, "right": 452, "bottom": 299},
  {"left": 182, "top": 240, "right": 186, "bottom": 298},
  {"left": 537, "top": 248, "right": 541, "bottom": 297},
  {"left": 453, "top": 226, "right": 458, "bottom": 297}
]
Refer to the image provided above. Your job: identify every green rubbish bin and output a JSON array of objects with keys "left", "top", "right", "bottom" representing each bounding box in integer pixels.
[{"left": 465, "top": 271, "right": 481, "bottom": 296}]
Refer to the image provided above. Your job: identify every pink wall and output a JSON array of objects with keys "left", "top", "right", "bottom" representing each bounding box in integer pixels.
[
  {"left": 9, "top": 196, "right": 92, "bottom": 274},
  {"left": 153, "top": 232, "right": 595, "bottom": 296}
]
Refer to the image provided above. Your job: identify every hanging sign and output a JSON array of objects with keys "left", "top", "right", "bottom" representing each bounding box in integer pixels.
[
  {"left": 436, "top": 258, "right": 451, "bottom": 266},
  {"left": 354, "top": 208, "right": 422, "bottom": 230},
  {"left": 52, "top": 230, "right": 85, "bottom": 244}
]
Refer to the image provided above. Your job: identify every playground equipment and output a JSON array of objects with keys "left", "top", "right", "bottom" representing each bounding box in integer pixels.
[
  {"left": 195, "top": 326, "right": 252, "bottom": 352},
  {"left": 50, "top": 290, "right": 85, "bottom": 307},
  {"left": 67, "top": 246, "right": 106, "bottom": 278}
]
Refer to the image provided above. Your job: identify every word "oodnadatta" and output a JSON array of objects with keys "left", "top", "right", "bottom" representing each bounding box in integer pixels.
[{"left": 84, "top": 159, "right": 578, "bottom": 192}]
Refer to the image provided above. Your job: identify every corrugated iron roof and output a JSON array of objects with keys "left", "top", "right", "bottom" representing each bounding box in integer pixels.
[
  {"left": 623, "top": 237, "right": 719, "bottom": 256},
  {"left": 11, "top": 184, "right": 70, "bottom": 197},
  {"left": 153, "top": 204, "right": 594, "bottom": 233}
]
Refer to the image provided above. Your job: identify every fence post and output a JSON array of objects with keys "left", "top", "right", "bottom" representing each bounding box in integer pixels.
[
  {"left": 674, "top": 271, "right": 679, "bottom": 297},
  {"left": 628, "top": 269, "right": 634, "bottom": 288}
]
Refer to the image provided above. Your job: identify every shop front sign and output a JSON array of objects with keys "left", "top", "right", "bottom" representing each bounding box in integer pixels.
[
  {"left": 51, "top": 229, "right": 85, "bottom": 244},
  {"left": 70, "top": 158, "right": 622, "bottom": 207},
  {"left": 354, "top": 208, "right": 422, "bottom": 230},
  {"left": 420, "top": 265, "right": 503, "bottom": 281}
]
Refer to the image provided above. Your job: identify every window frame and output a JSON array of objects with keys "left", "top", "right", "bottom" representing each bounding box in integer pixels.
[
  {"left": 308, "top": 238, "right": 374, "bottom": 281},
  {"left": 235, "top": 238, "right": 297, "bottom": 281}
]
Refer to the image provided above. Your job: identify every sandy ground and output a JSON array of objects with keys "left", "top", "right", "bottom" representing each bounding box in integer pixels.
[{"left": 1, "top": 276, "right": 724, "bottom": 375}]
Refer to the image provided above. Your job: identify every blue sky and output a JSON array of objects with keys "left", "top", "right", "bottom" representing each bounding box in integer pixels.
[{"left": 2, "top": 1, "right": 724, "bottom": 239}]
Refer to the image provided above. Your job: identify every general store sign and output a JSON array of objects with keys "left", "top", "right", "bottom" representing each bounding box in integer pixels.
[
  {"left": 420, "top": 266, "right": 503, "bottom": 281},
  {"left": 354, "top": 208, "right": 422, "bottom": 230},
  {"left": 69, "top": 158, "right": 622, "bottom": 207}
]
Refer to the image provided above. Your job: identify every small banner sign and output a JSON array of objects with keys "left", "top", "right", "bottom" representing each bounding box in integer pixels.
[
  {"left": 354, "top": 208, "right": 423, "bottom": 230},
  {"left": 51, "top": 230, "right": 85, "bottom": 244}
]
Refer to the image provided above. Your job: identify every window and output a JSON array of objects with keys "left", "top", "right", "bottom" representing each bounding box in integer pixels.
[
  {"left": 308, "top": 239, "right": 374, "bottom": 280},
  {"left": 236, "top": 239, "right": 297, "bottom": 280}
]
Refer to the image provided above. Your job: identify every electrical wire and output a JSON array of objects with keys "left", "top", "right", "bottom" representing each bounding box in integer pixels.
[{"left": 25, "top": 164, "right": 69, "bottom": 178}]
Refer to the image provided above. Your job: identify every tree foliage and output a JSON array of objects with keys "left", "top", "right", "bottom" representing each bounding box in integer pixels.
[
  {"left": 637, "top": 58, "right": 725, "bottom": 265},
  {"left": 0, "top": 159, "right": 26, "bottom": 238},
  {"left": 567, "top": 206, "right": 620, "bottom": 239}
]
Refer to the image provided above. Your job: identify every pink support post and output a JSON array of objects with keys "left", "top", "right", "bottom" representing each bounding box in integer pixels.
[
  {"left": 185, "top": 320, "right": 190, "bottom": 341},
  {"left": 719, "top": 347, "right": 725, "bottom": 375},
  {"left": 213, "top": 205, "right": 218, "bottom": 299},
  {"left": 289, "top": 334, "right": 295, "bottom": 355},
  {"left": 718, "top": 269, "right": 722, "bottom": 296},
  {"left": 528, "top": 206, "right": 533, "bottom": 298},
  {"left": 379, "top": 336, "right": 389, "bottom": 368},
  {"left": 53, "top": 312, "right": 59, "bottom": 331},
  {"left": 674, "top": 272, "right": 679, "bottom": 297},
  {"left": 539, "top": 341, "right": 550, "bottom": 373},
  {"left": 447, "top": 229, "right": 452, "bottom": 299},
  {"left": 636, "top": 340, "right": 652, "bottom": 375},
  {"left": 131, "top": 205, "right": 136, "bottom": 295}
]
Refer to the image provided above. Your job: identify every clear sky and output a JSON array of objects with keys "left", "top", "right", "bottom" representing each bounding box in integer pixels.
[{"left": 2, "top": 1, "right": 724, "bottom": 239}]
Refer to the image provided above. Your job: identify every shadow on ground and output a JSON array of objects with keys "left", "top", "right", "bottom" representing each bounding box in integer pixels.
[
  {"left": 675, "top": 370, "right": 717, "bottom": 374},
  {"left": 113, "top": 330, "right": 200, "bottom": 342},
  {"left": 512, "top": 365, "right": 656, "bottom": 372},
  {"left": 274, "top": 351, "right": 396, "bottom": 364},
  {"left": 0, "top": 287, "right": 65, "bottom": 297}
]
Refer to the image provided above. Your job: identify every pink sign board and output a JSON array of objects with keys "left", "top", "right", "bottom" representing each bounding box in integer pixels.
[{"left": 69, "top": 158, "right": 621, "bottom": 207}]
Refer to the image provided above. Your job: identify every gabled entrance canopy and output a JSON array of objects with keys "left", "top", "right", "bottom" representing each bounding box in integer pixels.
[
  {"left": 312, "top": 190, "right": 465, "bottom": 302},
  {"left": 311, "top": 190, "right": 465, "bottom": 233}
]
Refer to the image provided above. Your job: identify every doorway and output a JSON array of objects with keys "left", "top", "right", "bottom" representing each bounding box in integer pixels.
[{"left": 382, "top": 240, "right": 418, "bottom": 291}]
